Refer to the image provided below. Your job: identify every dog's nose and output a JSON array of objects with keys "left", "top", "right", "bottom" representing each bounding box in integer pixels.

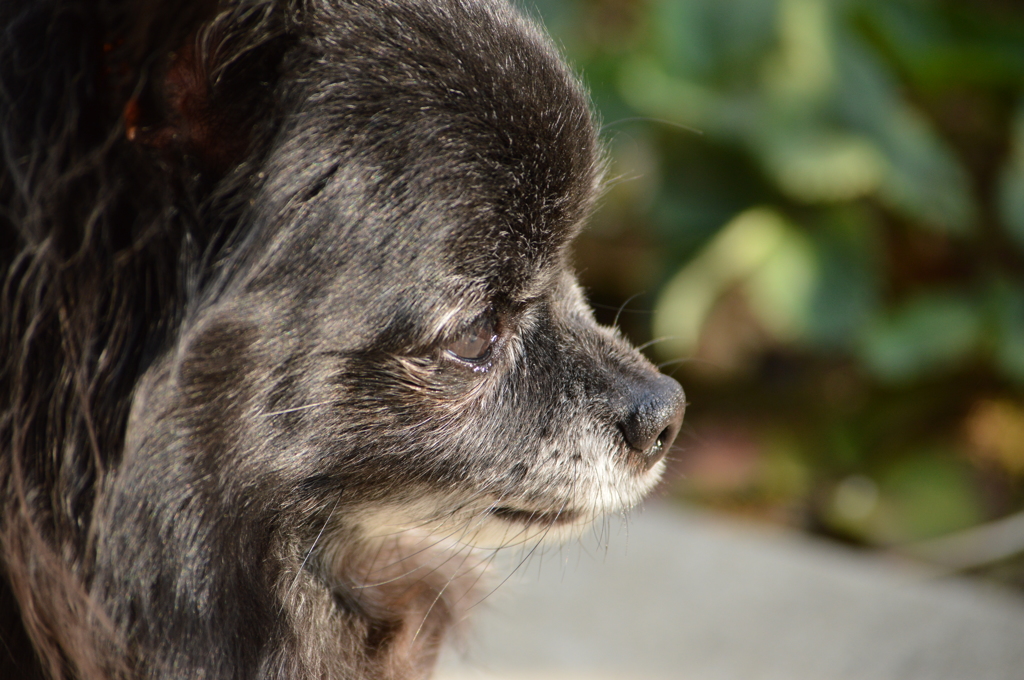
[{"left": 619, "top": 373, "right": 686, "bottom": 471}]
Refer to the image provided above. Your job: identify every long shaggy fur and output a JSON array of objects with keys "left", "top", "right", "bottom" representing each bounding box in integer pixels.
[{"left": 0, "top": 1, "right": 685, "bottom": 678}]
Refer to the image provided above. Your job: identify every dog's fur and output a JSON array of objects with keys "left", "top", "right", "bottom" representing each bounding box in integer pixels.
[{"left": 0, "top": 1, "right": 685, "bottom": 678}]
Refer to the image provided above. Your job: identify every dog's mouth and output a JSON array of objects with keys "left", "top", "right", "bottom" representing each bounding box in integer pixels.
[{"left": 488, "top": 506, "right": 581, "bottom": 526}]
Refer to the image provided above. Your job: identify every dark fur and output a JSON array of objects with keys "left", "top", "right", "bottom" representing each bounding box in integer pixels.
[{"left": 0, "top": 1, "right": 685, "bottom": 678}]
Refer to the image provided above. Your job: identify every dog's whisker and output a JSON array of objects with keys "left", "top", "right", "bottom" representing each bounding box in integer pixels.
[
  {"left": 451, "top": 548, "right": 502, "bottom": 618},
  {"left": 361, "top": 496, "right": 504, "bottom": 590},
  {"left": 410, "top": 536, "right": 485, "bottom": 643},
  {"left": 357, "top": 522, "right": 483, "bottom": 583},
  {"left": 612, "top": 291, "right": 645, "bottom": 330},
  {"left": 636, "top": 335, "right": 683, "bottom": 352},
  {"left": 290, "top": 496, "right": 341, "bottom": 593},
  {"left": 466, "top": 488, "right": 576, "bottom": 612},
  {"left": 600, "top": 116, "right": 705, "bottom": 136},
  {"left": 657, "top": 357, "right": 702, "bottom": 371}
]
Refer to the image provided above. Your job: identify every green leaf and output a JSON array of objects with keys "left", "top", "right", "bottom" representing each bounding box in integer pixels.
[
  {"left": 989, "top": 281, "right": 1024, "bottom": 383},
  {"left": 653, "top": 207, "right": 817, "bottom": 357},
  {"left": 755, "top": 126, "right": 886, "bottom": 202},
  {"left": 616, "top": 55, "right": 728, "bottom": 134},
  {"left": 651, "top": 0, "right": 779, "bottom": 84},
  {"left": 996, "top": 101, "right": 1024, "bottom": 253},
  {"left": 803, "top": 210, "right": 882, "bottom": 350},
  {"left": 859, "top": 291, "right": 982, "bottom": 383},
  {"left": 858, "top": 1, "right": 1024, "bottom": 90},
  {"left": 834, "top": 31, "right": 977, "bottom": 234}
]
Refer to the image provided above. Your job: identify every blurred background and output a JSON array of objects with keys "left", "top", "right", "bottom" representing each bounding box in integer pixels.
[{"left": 526, "top": 0, "right": 1024, "bottom": 587}]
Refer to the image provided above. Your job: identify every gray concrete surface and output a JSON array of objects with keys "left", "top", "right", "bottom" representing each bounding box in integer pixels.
[{"left": 436, "top": 503, "right": 1024, "bottom": 680}]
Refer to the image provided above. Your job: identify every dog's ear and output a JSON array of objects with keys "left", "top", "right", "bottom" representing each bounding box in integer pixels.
[{"left": 123, "top": 6, "right": 288, "bottom": 174}]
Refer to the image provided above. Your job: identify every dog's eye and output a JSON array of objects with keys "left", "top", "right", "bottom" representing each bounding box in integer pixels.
[{"left": 446, "top": 315, "right": 497, "bottom": 363}]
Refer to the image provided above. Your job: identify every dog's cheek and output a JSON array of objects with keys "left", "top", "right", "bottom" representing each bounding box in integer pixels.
[
  {"left": 284, "top": 354, "right": 486, "bottom": 486},
  {"left": 178, "top": 320, "right": 261, "bottom": 463}
]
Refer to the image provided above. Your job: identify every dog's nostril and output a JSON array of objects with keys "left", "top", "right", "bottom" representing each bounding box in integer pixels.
[{"left": 618, "top": 374, "right": 685, "bottom": 472}]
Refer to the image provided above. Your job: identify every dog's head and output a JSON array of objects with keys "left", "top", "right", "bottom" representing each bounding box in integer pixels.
[
  {"left": 121, "top": 0, "right": 685, "bottom": 549},
  {"left": 89, "top": 0, "right": 686, "bottom": 673}
]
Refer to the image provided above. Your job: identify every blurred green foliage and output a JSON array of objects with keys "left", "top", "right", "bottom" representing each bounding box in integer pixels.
[{"left": 526, "top": 0, "right": 1024, "bottom": 571}]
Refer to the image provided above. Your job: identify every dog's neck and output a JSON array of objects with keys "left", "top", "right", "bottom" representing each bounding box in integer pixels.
[{"left": 282, "top": 529, "right": 485, "bottom": 679}]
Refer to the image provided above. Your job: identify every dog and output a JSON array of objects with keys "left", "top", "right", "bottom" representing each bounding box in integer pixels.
[{"left": 0, "top": 0, "right": 686, "bottom": 678}]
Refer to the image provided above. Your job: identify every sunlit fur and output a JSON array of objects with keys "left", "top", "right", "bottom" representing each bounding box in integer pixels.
[{"left": 0, "top": 1, "right": 683, "bottom": 678}]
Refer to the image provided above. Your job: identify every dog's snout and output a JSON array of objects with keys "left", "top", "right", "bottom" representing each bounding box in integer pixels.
[{"left": 618, "top": 374, "right": 686, "bottom": 471}]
